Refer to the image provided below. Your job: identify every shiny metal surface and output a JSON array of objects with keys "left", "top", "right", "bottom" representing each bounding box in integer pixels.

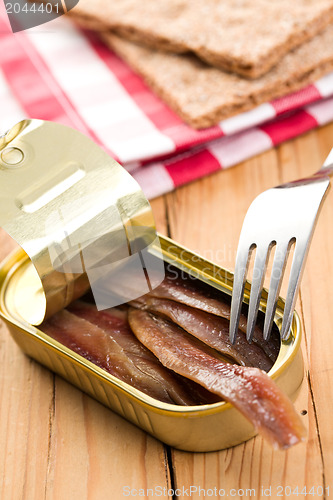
[
  {"left": 230, "top": 147, "right": 333, "bottom": 344},
  {"left": 0, "top": 239, "right": 304, "bottom": 452},
  {"left": 0, "top": 119, "right": 156, "bottom": 324}
]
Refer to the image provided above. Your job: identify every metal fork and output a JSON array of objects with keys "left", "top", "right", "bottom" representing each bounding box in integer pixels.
[{"left": 229, "top": 147, "right": 333, "bottom": 344}]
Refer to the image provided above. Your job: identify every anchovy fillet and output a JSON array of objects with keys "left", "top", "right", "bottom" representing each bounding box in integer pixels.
[
  {"left": 148, "top": 272, "right": 280, "bottom": 361},
  {"left": 130, "top": 296, "right": 273, "bottom": 372},
  {"left": 128, "top": 309, "right": 306, "bottom": 449},
  {"left": 42, "top": 305, "right": 210, "bottom": 406}
]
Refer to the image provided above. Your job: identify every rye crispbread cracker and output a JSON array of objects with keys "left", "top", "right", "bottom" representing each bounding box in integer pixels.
[
  {"left": 69, "top": 0, "right": 333, "bottom": 78},
  {"left": 98, "top": 26, "right": 333, "bottom": 129}
]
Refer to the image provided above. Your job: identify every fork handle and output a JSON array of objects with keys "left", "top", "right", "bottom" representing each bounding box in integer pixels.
[
  {"left": 318, "top": 147, "right": 333, "bottom": 177},
  {"left": 284, "top": 147, "right": 333, "bottom": 188}
]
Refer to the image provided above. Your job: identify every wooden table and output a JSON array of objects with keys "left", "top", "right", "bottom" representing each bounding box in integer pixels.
[{"left": 1, "top": 123, "right": 333, "bottom": 499}]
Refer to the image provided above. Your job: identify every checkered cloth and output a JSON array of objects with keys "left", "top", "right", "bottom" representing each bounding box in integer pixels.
[{"left": 1, "top": 9, "right": 333, "bottom": 198}]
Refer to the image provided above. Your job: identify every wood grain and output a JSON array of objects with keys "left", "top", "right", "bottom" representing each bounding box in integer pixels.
[
  {"left": 294, "top": 124, "right": 333, "bottom": 491},
  {"left": 1, "top": 124, "right": 333, "bottom": 498},
  {"left": 0, "top": 233, "right": 171, "bottom": 499}
]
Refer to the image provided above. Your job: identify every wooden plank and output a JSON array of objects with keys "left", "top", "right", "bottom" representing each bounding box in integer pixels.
[
  {"left": 292, "top": 123, "right": 333, "bottom": 490},
  {"left": 0, "top": 229, "right": 171, "bottom": 499},
  {"left": 0, "top": 230, "right": 52, "bottom": 500},
  {"left": 164, "top": 129, "right": 327, "bottom": 498},
  {"left": 44, "top": 378, "right": 171, "bottom": 500}
]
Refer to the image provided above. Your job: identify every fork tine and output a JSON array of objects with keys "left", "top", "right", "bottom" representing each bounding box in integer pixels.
[
  {"left": 229, "top": 246, "right": 253, "bottom": 344},
  {"left": 280, "top": 242, "right": 307, "bottom": 340},
  {"left": 263, "top": 241, "right": 291, "bottom": 340},
  {"left": 246, "top": 244, "right": 272, "bottom": 342}
]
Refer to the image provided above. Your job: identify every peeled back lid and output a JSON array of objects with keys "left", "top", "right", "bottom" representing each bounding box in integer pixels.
[{"left": 0, "top": 119, "right": 164, "bottom": 324}]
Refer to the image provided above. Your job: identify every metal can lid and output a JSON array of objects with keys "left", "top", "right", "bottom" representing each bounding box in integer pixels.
[{"left": 0, "top": 120, "right": 162, "bottom": 324}]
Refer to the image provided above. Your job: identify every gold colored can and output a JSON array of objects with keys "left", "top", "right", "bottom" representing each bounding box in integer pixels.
[
  {"left": 0, "top": 120, "right": 304, "bottom": 452},
  {"left": 0, "top": 237, "right": 304, "bottom": 452}
]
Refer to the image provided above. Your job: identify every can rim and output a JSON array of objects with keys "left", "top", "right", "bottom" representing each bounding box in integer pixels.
[{"left": 0, "top": 238, "right": 302, "bottom": 416}]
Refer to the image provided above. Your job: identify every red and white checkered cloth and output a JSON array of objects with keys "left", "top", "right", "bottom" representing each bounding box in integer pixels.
[{"left": 1, "top": 8, "right": 333, "bottom": 198}]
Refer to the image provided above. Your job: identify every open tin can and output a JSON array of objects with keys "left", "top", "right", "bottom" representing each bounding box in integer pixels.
[{"left": 0, "top": 120, "right": 304, "bottom": 452}]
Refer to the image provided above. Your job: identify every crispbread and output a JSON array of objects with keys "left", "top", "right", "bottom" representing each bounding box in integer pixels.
[
  {"left": 69, "top": 0, "right": 333, "bottom": 78},
  {"left": 98, "top": 26, "right": 333, "bottom": 129}
]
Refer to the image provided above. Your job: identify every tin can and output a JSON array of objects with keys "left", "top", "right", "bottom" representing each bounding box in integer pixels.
[{"left": 0, "top": 120, "right": 304, "bottom": 452}]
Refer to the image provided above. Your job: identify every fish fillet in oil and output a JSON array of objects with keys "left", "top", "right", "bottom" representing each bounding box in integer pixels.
[
  {"left": 128, "top": 309, "right": 306, "bottom": 449},
  {"left": 69, "top": 301, "right": 220, "bottom": 405},
  {"left": 42, "top": 306, "right": 213, "bottom": 406},
  {"left": 130, "top": 296, "right": 273, "bottom": 372},
  {"left": 149, "top": 271, "right": 280, "bottom": 361}
]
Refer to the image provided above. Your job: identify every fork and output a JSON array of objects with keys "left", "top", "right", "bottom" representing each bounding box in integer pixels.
[{"left": 229, "top": 147, "right": 333, "bottom": 344}]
